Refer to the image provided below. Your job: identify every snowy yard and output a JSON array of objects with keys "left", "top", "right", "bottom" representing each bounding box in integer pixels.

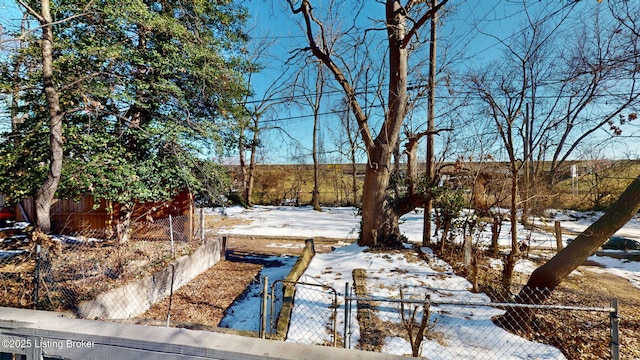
[{"left": 216, "top": 205, "right": 639, "bottom": 358}]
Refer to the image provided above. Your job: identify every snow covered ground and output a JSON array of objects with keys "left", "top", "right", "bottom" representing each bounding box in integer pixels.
[
  {"left": 216, "top": 206, "right": 361, "bottom": 239},
  {"left": 215, "top": 205, "right": 639, "bottom": 358},
  {"left": 218, "top": 254, "right": 298, "bottom": 331}
]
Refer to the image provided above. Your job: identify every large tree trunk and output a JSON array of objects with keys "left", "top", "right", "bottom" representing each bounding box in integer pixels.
[
  {"left": 360, "top": 144, "right": 401, "bottom": 246},
  {"left": 499, "top": 174, "right": 640, "bottom": 327},
  {"left": 34, "top": 0, "right": 63, "bottom": 233},
  {"left": 358, "top": 0, "right": 409, "bottom": 247},
  {"left": 116, "top": 203, "right": 134, "bottom": 243},
  {"left": 288, "top": 0, "right": 446, "bottom": 247}
]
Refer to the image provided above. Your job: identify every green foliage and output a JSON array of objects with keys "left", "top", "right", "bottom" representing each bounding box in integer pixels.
[
  {"left": 0, "top": 0, "right": 251, "bottom": 206},
  {"left": 0, "top": 120, "right": 49, "bottom": 204},
  {"left": 433, "top": 185, "right": 466, "bottom": 220}
]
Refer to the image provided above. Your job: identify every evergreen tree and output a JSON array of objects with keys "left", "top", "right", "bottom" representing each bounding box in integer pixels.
[{"left": 0, "top": 0, "right": 251, "bottom": 237}]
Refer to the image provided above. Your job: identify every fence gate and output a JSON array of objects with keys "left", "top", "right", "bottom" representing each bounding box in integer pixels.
[{"left": 264, "top": 279, "right": 338, "bottom": 347}]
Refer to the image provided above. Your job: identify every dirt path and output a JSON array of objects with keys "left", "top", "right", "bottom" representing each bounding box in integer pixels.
[
  {"left": 139, "top": 258, "right": 262, "bottom": 329},
  {"left": 579, "top": 266, "right": 640, "bottom": 301}
]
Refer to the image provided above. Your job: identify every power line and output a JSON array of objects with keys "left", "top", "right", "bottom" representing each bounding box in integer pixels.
[
  {"left": 257, "top": 89, "right": 639, "bottom": 125},
  {"left": 244, "top": 73, "right": 639, "bottom": 106}
]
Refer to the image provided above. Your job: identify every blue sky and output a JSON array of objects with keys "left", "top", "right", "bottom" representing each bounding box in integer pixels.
[
  {"left": 242, "top": 0, "right": 629, "bottom": 164},
  {"left": 1, "top": 1, "right": 638, "bottom": 164}
]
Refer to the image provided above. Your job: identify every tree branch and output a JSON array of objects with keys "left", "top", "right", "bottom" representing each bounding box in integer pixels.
[
  {"left": 15, "top": 0, "right": 45, "bottom": 23},
  {"left": 402, "top": 0, "right": 448, "bottom": 49},
  {"left": 288, "top": 0, "right": 375, "bottom": 150}
]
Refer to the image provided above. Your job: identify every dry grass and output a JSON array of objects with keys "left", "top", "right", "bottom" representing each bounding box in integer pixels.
[
  {"left": 136, "top": 236, "right": 318, "bottom": 329},
  {"left": 202, "top": 214, "right": 249, "bottom": 233},
  {"left": 0, "top": 255, "right": 36, "bottom": 308},
  {"left": 7, "top": 210, "right": 636, "bottom": 360},
  {"left": 140, "top": 259, "right": 263, "bottom": 328},
  {"left": 131, "top": 234, "right": 639, "bottom": 359},
  {"left": 0, "top": 229, "right": 201, "bottom": 311}
]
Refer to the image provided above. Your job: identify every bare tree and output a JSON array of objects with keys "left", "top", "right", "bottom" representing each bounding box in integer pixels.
[
  {"left": 329, "top": 96, "right": 366, "bottom": 207},
  {"left": 287, "top": 0, "right": 448, "bottom": 247},
  {"left": 540, "top": 7, "right": 640, "bottom": 185},
  {"left": 495, "top": 0, "right": 640, "bottom": 316},
  {"left": 294, "top": 61, "right": 327, "bottom": 211},
  {"left": 468, "top": 47, "right": 533, "bottom": 289},
  {"left": 239, "top": 38, "right": 295, "bottom": 205},
  {"left": 465, "top": 2, "right": 639, "bottom": 290},
  {"left": 469, "top": 10, "right": 565, "bottom": 289},
  {"left": 499, "top": 173, "right": 640, "bottom": 327}
]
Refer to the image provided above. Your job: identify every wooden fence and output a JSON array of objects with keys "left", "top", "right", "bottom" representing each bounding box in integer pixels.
[{"left": 14, "top": 190, "right": 193, "bottom": 234}]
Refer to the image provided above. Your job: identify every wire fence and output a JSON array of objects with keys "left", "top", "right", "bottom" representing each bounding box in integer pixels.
[
  {"left": 0, "top": 214, "right": 204, "bottom": 318},
  {"left": 343, "top": 287, "right": 618, "bottom": 360},
  {"left": 263, "top": 278, "right": 619, "bottom": 360},
  {"left": 217, "top": 273, "right": 266, "bottom": 331},
  {"left": 266, "top": 280, "right": 338, "bottom": 346},
  {"left": 0, "top": 213, "right": 623, "bottom": 359}
]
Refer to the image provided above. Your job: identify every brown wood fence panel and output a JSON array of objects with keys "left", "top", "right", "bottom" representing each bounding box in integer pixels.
[
  {"left": 51, "top": 212, "right": 110, "bottom": 233},
  {"left": 13, "top": 190, "right": 193, "bottom": 234}
]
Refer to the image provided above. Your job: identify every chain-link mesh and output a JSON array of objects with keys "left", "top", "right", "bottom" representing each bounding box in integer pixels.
[
  {"left": 343, "top": 286, "right": 615, "bottom": 359},
  {"left": 269, "top": 280, "right": 339, "bottom": 347},
  {"left": 0, "top": 215, "right": 202, "bottom": 318},
  {"left": 258, "top": 276, "right": 616, "bottom": 359},
  {"left": 0, "top": 216, "right": 621, "bottom": 359}
]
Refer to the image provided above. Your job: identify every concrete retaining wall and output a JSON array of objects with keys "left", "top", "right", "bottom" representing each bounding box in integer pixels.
[{"left": 77, "top": 238, "right": 224, "bottom": 319}]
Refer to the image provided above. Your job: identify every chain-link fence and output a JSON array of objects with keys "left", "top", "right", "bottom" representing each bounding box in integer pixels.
[
  {"left": 217, "top": 274, "right": 265, "bottom": 331},
  {"left": 262, "top": 279, "right": 618, "bottom": 360},
  {"left": 266, "top": 280, "right": 338, "bottom": 346},
  {"left": 0, "top": 215, "right": 205, "bottom": 318},
  {"left": 0, "top": 214, "right": 624, "bottom": 359},
  {"left": 343, "top": 287, "right": 618, "bottom": 359}
]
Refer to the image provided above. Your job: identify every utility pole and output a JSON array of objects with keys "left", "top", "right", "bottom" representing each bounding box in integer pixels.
[
  {"left": 522, "top": 103, "right": 530, "bottom": 225},
  {"left": 423, "top": 0, "right": 438, "bottom": 247}
]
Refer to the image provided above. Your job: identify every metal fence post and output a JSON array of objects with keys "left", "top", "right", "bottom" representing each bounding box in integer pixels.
[
  {"left": 166, "top": 264, "right": 175, "bottom": 327},
  {"left": 169, "top": 214, "right": 175, "bottom": 256},
  {"left": 610, "top": 298, "right": 620, "bottom": 360},
  {"left": 344, "top": 282, "right": 350, "bottom": 349},
  {"left": 260, "top": 276, "right": 268, "bottom": 339},
  {"left": 332, "top": 289, "right": 338, "bottom": 347},
  {"left": 32, "top": 244, "right": 41, "bottom": 309}
]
